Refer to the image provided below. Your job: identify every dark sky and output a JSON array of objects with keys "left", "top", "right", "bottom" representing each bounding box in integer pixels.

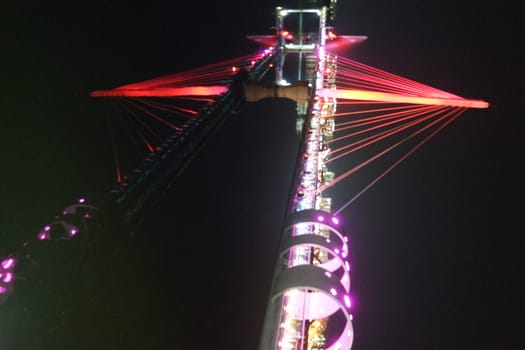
[{"left": 1, "top": 1, "right": 523, "bottom": 349}]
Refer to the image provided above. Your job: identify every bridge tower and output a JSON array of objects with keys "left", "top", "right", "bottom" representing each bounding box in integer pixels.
[{"left": 247, "top": 4, "right": 356, "bottom": 349}]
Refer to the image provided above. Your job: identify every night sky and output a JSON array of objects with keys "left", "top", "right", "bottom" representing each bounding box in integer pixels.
[{"left": 1, "top": 1, "right": 523, "bottom": 349}]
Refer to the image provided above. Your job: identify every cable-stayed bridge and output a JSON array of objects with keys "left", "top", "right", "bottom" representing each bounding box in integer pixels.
[{"left": 0, "top": 1, "right": 489, "bottom": 349}]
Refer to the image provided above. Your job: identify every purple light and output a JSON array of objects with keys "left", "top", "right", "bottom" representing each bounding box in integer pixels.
[
  {"left": 0, "top": 286, "right": 6, "bottom": 294},
  {"left": 38, "top": 232, "right": 49, "bottom": 241},
  {"left": 317, "top": 215, "right": 325, "bottom": 222},
  {"left": 331, "top": 217, "right": 340, "bottom": 225},
  {"left": 44, "top": 225, "right": 51, "bottom": 232},
  {"left": 1, "top": 258, "right": 14, "bottom": 270},
  {"left": 70, "top": 229, "right": 77, "bottom": 236},
  {"left": 3, "top": 272, "right": 13, "bottom": 283},
  {"left": 78, "top": 198, "right": 86, "bottom": 203},
  {"left": 330, "top": 288, "right": 338, "bottom": 296},
  {"left": 345, "top": 261, "right": 350, "bottom": 271},
  {"left": 344, "top": 295, "right": 351, "bottom": 308},
  {"left": 334, "top": 248, "right": 340, "bottom": 255},
  {"left": 324, "top": 271, "right": 332, "bottom": 278}
]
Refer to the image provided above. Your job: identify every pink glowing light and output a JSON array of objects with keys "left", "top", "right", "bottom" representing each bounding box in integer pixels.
[
  {"left": 78, "top": 198, "right": 86, "bottom": 203},
  {"left": 44, "top": 225, "right": 51, "bottom": 232},
  {"left": 38, "top": 232, "right": 49, "bottom": 241},
  {"left": 324, "top": 271, "right": 332, "bottom": 278},
  {"left": 319, "top": 88, "right": 489, "bottom": 109},
  {"left": 330, "top": 288, "right": 338, "bottom": 296},
  {"left": 0, "top": 286, "right": 6, "bottom": 294},
  {"left": 317, "top": 215, "right": 325, "bottom": 222},
  {"left": 1, "top": 258, "right": 14, "bottom": 270},
  {"left": 90, "top": 86, "right": 228, "bottom": 98},
  {"left": 331, "top": 217, "right": 340, "bottom": 225},
  {"left": 70, "top": 229, "right": 78, "bottom": 236},
  {"left": 3, "top": 272, "right": 13, "bottom": 284}
]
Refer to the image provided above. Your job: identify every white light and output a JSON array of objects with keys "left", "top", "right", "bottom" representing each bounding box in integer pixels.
[{"left": 344, "top": 295, "right": 351, "bottom": 308}]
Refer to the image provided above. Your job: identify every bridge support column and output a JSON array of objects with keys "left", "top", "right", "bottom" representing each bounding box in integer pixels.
[{"left": 259, "top": 209, "right": 354, "bottom": 350}]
